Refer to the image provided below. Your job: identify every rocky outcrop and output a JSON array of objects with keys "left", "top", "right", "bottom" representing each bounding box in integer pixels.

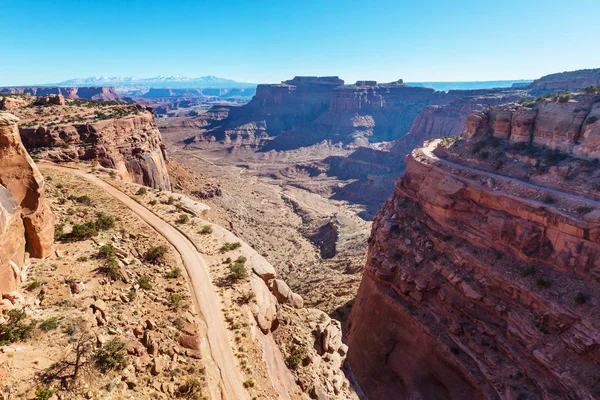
[
  {"left": 0, "top": 86, "right": 122, "bottom": 101},
  {"left": 347, "top": 116, "right": 600, "bottom": 398},
  {"left": 465, "top": 94, "right": 600, "bottom": 158},
  {"left": 528, "top": 68, "right": 600, "bottom": 93},
  {"left": 0, "top": 113, "right": 54, "bottom": 296},
  {"left": 20, "top": 108, "right": 172, "bottom": 190}
]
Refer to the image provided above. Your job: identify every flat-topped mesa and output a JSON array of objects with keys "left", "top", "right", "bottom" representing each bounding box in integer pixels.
[
  {"left": 283, "top": 76, "right": 345, "bottom": 86},
  {"left": 0, "top": 113, "right": 54, "bottom": 297},
  {"left": 529, "top": 68, "right": 600, "bottom": 93},
  {"left": 15, "top": 104, "right": 171, "bottom": 190},
  {"left": 0, "top": 86, "right": 122, "bottom": 101},
  {"left": 465, "top": 93, "right": 600, "bottom": 158}
]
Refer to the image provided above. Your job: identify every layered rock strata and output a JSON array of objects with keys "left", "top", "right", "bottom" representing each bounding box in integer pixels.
[
  {"left": 0, "top": 86, "right": 121, "bottom": 101},
  {"left": 20, "top": 108, "right": 172, "bottom": 190},
  {"left": 0, "top": 113, "right": 54, "bottom": 296},
  {"left": 347, "top": 118, "right": 600, "bottom": 398}
]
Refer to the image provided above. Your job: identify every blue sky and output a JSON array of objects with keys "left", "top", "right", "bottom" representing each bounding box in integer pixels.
[{"left": 2, "top": 0, "right": 599, "bottom": 85}]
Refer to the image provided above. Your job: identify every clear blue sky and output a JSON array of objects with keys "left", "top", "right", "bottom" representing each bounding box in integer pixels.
[{"left": 2, "top": 0, "right": 599, "bottom": 85}]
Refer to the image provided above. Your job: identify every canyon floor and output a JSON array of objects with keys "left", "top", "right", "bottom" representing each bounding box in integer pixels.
[{"left": 159, "top": 121, "right": 372, "bottom": 319}]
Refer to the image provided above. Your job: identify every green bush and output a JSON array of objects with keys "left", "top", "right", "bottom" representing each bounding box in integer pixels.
[
  {"left": 105, "top": 255, "right": 122, "bottom": 281},
  {"left": 536, "top": 277, "right": 550, "bottom": 288},
  {"left": 243, "top": 378, "right": 255, "bottom": 388},
  {"left": 96, "top": 213, "right": 115, "bottom": 231},
  {"left": 170, "top": 293, "right": 183, "bottom": 309},
  {"left": 75, "top": 195, "right": 92, "bottom": 206},
  {"left": 148, "top": 199, "right": 158, "bottom": 206},
  {"left": 76, "top": 255, "right": 88, "bottom": 262},
  {"left": 200, "top": 225, "right": 213, "bottom": 235},
  {"left": 177, "top": 213, "right": 190, "bottom": 224},
  {"left": 95, "top": 338, "right": 128, "bottom": 372},
  {"left": 39, "top": 317, "right": 59, "bottom": 332},
  {"left": 137, "top": 275, "right": 152, "bottom": 290},
  {"left": 54, "top": 223, "right": 65, "bottom": 240},
  {"left": 542, "top": 195, "right": 556, "bottom": 205},
  {"left": 166, "top": 267, "right": 182, "bottom": 279},
  {"left": 136, "top": 187, "right": 147, "bottom": 196},
  {"left": 144, "top": 246, "right": 167, "bottom": 264},
  {"left": 229, "top": 262, "right": 248, "bottom": 282},
  {"left": 97, "top": 244, "right": 115, "bottom": 259},
  {"left": 173, "top": 318, "right": 185, "bottom": 330},
  {"left": 0, "top": 309, "right": 37, "bottom": 345},
  {"left": 67, "top": 221, "right": 98, "bottom": 241},
  {"left": 179, "top": 378, "right": 202, "bottom": 397},
  {"left": 35, "top": 387, "right": 55, "bottom": 400},
  {"left": 236, "top": 256, "right": 247, "bottom": 264},
  {"left": 582, "top": 86, "right": 600, "bottom": 94},
  {"left": 221, "top": 242, "right": 242, "bottom": 252},
  {"left": 26, "top": 281, "right": 43, "bottom": 291},
  {"left": 285, "top": 345, "right": 306, "bottom": 370}
]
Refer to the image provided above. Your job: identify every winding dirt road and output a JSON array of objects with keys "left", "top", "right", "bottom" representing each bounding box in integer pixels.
[
  {"left": 40, "top": 164, "right": 248, "bottom": 400},
  {"left": 421, "top": 140, "right": 600, "bottom": 207}
]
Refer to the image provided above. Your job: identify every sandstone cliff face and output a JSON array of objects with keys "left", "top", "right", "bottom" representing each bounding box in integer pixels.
[
  {"left": 20, "top": 109, "right": 172, "bottom": 190},
  {"left": 0, "top": 86, "right": 122, "bottom": 101},
  {"left": 0, "top": 113, "right": 54, "bottom": 296},
  {"left": 348, "top": 131, "right": 600, "bottom": 398},
  {"left": 465, "top": 95, "right": 600, "bottom": 159}
]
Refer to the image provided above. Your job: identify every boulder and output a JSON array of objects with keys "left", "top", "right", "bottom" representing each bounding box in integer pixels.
[{"left": 250, "top": 274, "right": 278, "bottom": 333}]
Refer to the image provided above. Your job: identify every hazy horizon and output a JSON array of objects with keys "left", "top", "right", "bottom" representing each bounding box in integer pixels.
[{"left": 2, "top": 0, "right": 600, "bottom": 86}]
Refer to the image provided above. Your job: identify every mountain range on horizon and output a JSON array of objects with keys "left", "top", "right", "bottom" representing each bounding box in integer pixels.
[{"left": 31, "top": 74, "right": 534, "bottom": 92}]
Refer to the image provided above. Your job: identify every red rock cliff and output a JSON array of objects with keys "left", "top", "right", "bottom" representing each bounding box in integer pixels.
[
  {"left": 0, "top": 113, "right": 54, "bottom": 297},
  {"left": 347, "top": 121, "right": 600, "bottom": 398},
  {"left": 20, "top": 109, "right": 171, "bottom": 190}
]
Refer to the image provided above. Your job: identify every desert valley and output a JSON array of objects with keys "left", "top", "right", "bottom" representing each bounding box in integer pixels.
[
  {"left": 1, "top": 66, "right": 600, "bottom": 400},
  {"left": 2, "top": 2, "right": 600, "bottom": 398}
]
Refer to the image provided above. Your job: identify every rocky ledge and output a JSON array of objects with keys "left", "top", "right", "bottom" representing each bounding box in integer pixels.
[
  {"left": 0, "top": 113, "right": 54, "bottom": 298},
  {"left": 13, "top": 102, "right": 171, "bottom": 190},
  {"left": 347, "top": 110, "right": 600, "bottom": 398}
]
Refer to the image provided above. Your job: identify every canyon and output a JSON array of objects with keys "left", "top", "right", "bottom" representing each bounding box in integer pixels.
[{"left": 347, "top": 90, "right": 600, "bottom": 399}]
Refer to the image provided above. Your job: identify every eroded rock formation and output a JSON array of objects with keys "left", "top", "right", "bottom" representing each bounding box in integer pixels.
[
  {"left": 20, "top": 107, "right": 172, "bottom": 190},
  {"left": 0, "top": 113, "right": 54, "bottom": 296},
  {"left": 347, "top": 102, "right": 600, "bottom": 398},
  {"left": 466, "top": 94, "right": 600, "bottom": 158}
]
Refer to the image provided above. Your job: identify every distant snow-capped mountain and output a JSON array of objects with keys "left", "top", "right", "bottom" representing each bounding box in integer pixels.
[{"left": 54, "top": 75, "right": 256, "bottom": 89}]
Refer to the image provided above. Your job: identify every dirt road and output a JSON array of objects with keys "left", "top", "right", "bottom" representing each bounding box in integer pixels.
[{"left": 40, "top": 164, "right": 248, "bottom": 400}]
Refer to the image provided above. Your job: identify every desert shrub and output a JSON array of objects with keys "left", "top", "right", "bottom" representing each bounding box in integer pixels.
[
  {"left": 26, "top": 281, "right": 43, "bottom": 291},
  {"left": 0, "top": 309, "right": 37, "bottom": 345},
  {"left": 74, "top": 195, "right": 92, "bottom": 206},
  {"left": 54, "top": 223, "right": 65, "bottom": 240},
  {"left": 35, "top": 387, "right": 55, "bottom": 400},
  {"left": 95, "top": 213, "right": 115, "bottom": 231},
  {"left": 556, "top": 94, "right": 571, "bottom": 103},
  {"left": 173, "top": 318, "right": 185, "bottom": 330},
  {"left": 221, "top": 242, "right": 241, "bottom": 252},
  {"left": 576, "top": 206, "right": 594, "bottom": 215},
  {"left": 582, "top": 86, "right": 600, "bottom": 94},
  {"left": 39, "top": 317, "right": 59, "bottom": 332},
  {"left": 169, "top": 293, "right": 183, "bottom": 309},
  {"left": 97, "top": 244, "right": 115, "bottom": 259},
  {"left": 243, "top": 378, "right": 255, "bottom": 388},
  {"left": 76, "top": 256, "right": 88, "bottom": 262},
  {"left": 199, "top": 225, "right": 213, "bottom": 235},
  {"left": 95, "top": 338, "right": 127, "bottom": 372},
  {"left": 148, "top": 199, "right": 158, "bottom": 206},
  {"left": 285, "top": 345, "right": 306, "bottom": 370},
  {"left": 179, "top": 378, "right": 203, "bottom": 398},
  {"left": 237, "top": 291, "right": 255, "bottom": 305},
  {"left": 136, "top": 187, "right": 147, "bottom": 195},
  {"left": 137, "top": 275, "right": 152, "bottom": 290},
  {"left": 229, "top": 262, "right": 248, "bottom": 282},
  {"left": 166, "top": 196, "right": 175, "bottom": 205},
  {"left": 104, "top": 256, "right": 122, "bottom": 281},
  {"left": 542, "top": 149, "right": 566, "bottom": 166},
  {"left": 127, "top": 289, "right": 137, "bottom": 302},
  {"left": 144, "top": 246, "right": 167, "bottom": 264},
  {"left": 67, "top": 221, "right": 98, "bottom": 241},
  {"left": 575, "top": 292, "right": 589, "bottom": 305},
  {"left": 479, "top": 151, "right": 490, "bottom": 160},
  {"left": 177, "top": 213, "right": 190, "bottom": 224},
  {"left": 166, "top": 267, "right": 182, "bottom": 279}
]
